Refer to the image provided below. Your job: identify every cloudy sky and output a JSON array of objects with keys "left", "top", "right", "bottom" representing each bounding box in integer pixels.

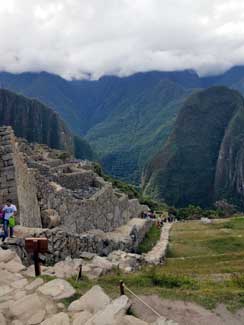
[{"left": 0, "top": 0, "right": 244, "bottom": 79}]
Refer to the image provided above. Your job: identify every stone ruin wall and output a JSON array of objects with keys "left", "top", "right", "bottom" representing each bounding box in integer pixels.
[
  {"left": 0, "top": 126, "right": 41, "bottom": 227},
  {"left": 35, "top": 169, "right": 145, "bottom": 233},
  {"left": 0, "top": 126, "right": 147, "bottom": 235},
  {"left": 8, "top": 218, "right": 153, "bottom": 265}
]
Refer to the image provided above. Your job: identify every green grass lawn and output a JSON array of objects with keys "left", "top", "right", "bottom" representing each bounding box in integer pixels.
[{"left": 72, "top": 217, "right": 244, "bottom": 311}]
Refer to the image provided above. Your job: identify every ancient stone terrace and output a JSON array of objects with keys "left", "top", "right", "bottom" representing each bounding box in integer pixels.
[{"left": 0, "top": 126, "right": 151, "bottom": 260}]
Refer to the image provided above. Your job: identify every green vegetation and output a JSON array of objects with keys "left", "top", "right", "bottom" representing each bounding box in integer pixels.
[
  {"left": 87, "top": 80, "right": 190, "bottom": 184},
  {"left": 39, "top": 216, "right": 244, "bottom": 311},
  {"left": 137, "top": 224, "right": 161, "bottom": 254},
  {"left": 95, "top": 217, "right": 244, "bottom": 310},
  {"left": 145, "top": 87, "right": 244, "bottom": 209},
  {"left": 0, "top": 88, "right": 93, "bottom": 160},
  {"left": 93, "top": 162, "right": 167, "bottom": 211}
]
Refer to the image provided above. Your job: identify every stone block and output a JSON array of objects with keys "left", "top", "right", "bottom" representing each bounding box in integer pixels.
[
  {"left": 68, "top": 285, "right": 110, "bottom": 313},
  {"left": 2, "top": 153, "right": 13, "bottom": 161}
]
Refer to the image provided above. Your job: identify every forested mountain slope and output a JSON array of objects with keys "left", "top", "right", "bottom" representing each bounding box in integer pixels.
[
  {"left": 2, "top": 67, "right": 244, "bottom": 184},
  {"left": 0, "top": 89, "right": 93, "bottom": 160},
  {"left": 144, "top": 87, "right": 244, "bottom": 208}
]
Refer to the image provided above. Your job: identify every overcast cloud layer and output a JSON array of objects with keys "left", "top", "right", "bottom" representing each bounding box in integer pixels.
[{"left": 1, "top": 0, "right": 244, "bottom": 79}]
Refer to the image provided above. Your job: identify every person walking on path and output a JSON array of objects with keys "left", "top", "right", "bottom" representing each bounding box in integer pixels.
[{"left": 2, "top": 199, "right": 17, "bottom": 240}]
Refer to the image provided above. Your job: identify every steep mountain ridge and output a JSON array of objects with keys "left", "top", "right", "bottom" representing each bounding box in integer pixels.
[
  {"left": 0, "top": 89, "right": 93, "bottom": 160},
  {"left": 2, "top": 67, "right": 244, "bottom": 184},
  {"left": 144, "top": 87, "right": 244, "bottom": 208}
]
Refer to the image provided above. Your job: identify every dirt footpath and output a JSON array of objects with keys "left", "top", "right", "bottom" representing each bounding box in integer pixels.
[{"left": 131, "top": 295, "right": 244, "bottom": 325}]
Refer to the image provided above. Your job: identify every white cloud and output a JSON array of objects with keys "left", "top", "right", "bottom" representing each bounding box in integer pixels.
[{"left": 0, "top": 0, "right": 244, "bottom": 79}]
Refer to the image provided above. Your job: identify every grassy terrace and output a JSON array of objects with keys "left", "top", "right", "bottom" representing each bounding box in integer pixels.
[{"left": 67, "top": 217, "right": 244, "bottom": 311}]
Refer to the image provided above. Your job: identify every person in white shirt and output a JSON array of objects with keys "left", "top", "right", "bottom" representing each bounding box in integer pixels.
[{"left": 2, "top": 199, "right": 17, "bottom": 240}]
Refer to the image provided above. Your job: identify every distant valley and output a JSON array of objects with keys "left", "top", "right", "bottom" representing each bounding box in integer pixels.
[{"left": 2, "top": 67, "right": 244, "bottom": 207}]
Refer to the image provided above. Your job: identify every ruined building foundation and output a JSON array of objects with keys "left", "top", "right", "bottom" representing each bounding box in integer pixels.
[{"left": 0, "top": 126, "right": 150, "bottom": 261}]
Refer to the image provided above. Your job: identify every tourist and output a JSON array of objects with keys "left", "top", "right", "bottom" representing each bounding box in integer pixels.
[
  {"left": 0, "top": 206, "right": 3, "bottom": 223},
  {"left": 2, "top": 199, "right": 17, "bottom": 240}
]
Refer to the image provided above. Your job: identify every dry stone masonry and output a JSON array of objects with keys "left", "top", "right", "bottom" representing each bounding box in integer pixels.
[
  {"left": 0, "top": 126, "right": 41, "bottom": 226},
  {"left": 0, "top": 126, "right": 150, "bottom": 261}
]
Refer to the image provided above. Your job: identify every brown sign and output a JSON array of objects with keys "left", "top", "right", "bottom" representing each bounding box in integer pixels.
[
  {"left": 25, "top": 237, "right": 48, "bottom": 254},
  {"left": 25, "top": 237, "right": 48, "bottom": 276}
]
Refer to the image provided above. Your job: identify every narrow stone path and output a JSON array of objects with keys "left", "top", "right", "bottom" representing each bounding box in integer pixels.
[{"left": 144, "top": 223, "right": 173, "bottom": 265}]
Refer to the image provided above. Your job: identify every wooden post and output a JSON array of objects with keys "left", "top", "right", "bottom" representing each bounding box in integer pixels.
[
  {"left": 33, "top": 239, "right": 41, "bottom": 276},
  {"left": 76, "top": 264, "right": 82, "bottom": 281},
  {"left": 120, "top": 280, "right": 124, "bottom": 295}
]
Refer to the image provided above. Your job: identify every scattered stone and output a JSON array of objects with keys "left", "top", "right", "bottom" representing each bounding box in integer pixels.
[
  {"left": 0, "top": 249, "right": 16, "bottom": 263},
  {"left": 38, "top": 279, "right": 75, "bottom": 300},
  {"left": 72, "top": 311, "right": 92, "bottom": 325},
  {"left": 4, "top": 260, "right": 26, "bottom": 273},
  {"left": 54, "top": 258, "right": 81, "bottom": 278},
  {"left": 9, "top": 293, "right": 43, "bottom": 321},
  {"left": 11, "top": 278, "right": 28, "bottom": 289},
  {"left": 91, "top": 256, "right": 113, "bottom": 273},
  {"left": 0, "top": 285, "right": 13, "bottom": 298},
  {"left": 40, "top": 312, "right": 70, "bottom": 325},
  {"left": 108, "top": 250, "right": 143, "bottom": 272},
  {"left": 27, "top": 310, "right": 46, "bottom": 325},
  {"left": 85, "top": 295, "right": 130, "bottom": 325},
  {"left": 57, "top": 302, "right": 65, "bottom": 310},
  {"left": 68, "top": 285, "right": 110, "bottom": 313},
  {"left": 25, "top": 278, "right": 44, "bottom": 292}
]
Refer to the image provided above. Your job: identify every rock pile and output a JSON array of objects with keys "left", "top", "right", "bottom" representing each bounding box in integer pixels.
[{"left": 0, "top": 247, "right": 177, "bottom": 324}]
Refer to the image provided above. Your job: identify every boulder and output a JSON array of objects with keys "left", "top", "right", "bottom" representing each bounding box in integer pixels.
[
  {"left": 72, "top": 311, "right": 92, "bottom": 325},
  {"left": 11, "top": 278, "right": 28, "bottom": 289},
  {"left": 0, "top": 270, "right": 24, "bottom": 286},
  {"left": 54, "top": 258, "right": 82, "bottom": 278},
  {"left": 41, "top": 312, "right": 70, "bottom": 325},
  {"left": 91, "top": 256, "right": 113, "bottom": 273},
  {"left": 9, "top": 293, "right": 43, "bottom": 321},
  {"left": 4, "top": 260, "right": 26, "bottom": 273},
  {"left": 85, "top": 295, "right": 130, "bottom": 325},
  {"left": 68, "top": 285, "right": 110, "bottom": 313},
  {"left": 41, "top": 209, "right": 61, "bottom": 228},
  {"left": 0, "top": 249, "right": 16, "bottom": 263},
  {"left": 27, "top": 310, "right": 46, "bottom": 325},
  {"left": 0, "top": 285, "right": 13, "bottom": 298},
  {"left": 38, "top": 279, "right": 75, "bottom": 300},
  {"left": 108, "top": 250, "right": 142, "bottom": 272}
]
